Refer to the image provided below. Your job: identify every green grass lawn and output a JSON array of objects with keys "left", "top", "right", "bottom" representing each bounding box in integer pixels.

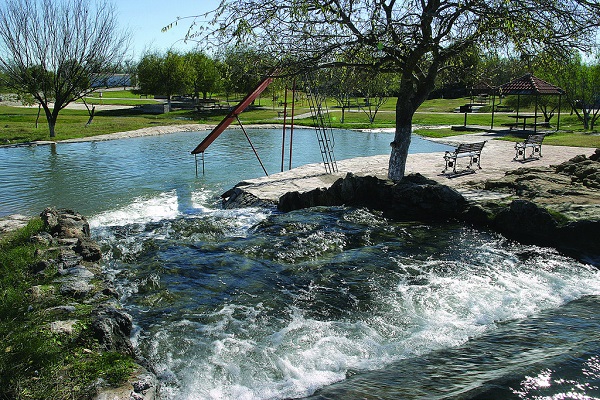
[{"left": 1, "top": 93, "right": 599, "bottom": 148}]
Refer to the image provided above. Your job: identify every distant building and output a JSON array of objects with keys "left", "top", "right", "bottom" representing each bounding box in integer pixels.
[{"left": 91, "top": 74, "right": 132, "bottom": 88}]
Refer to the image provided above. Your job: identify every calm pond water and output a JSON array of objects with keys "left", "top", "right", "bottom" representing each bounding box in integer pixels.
[
  {"left": 2, "top": 128, "right": 600, "bottom": 399},
  {"left": 0, "top": 128, "right": 449, "bottom": 218}
]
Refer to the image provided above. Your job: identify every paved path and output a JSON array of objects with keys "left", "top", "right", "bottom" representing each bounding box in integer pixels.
[{"left": 233, "top": 132, "right": 597, "bottom": 204}]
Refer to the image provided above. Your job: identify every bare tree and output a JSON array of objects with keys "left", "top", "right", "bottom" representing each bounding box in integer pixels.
[
  {"left": 316, "top": 67, "right": 359, "bottom": 123},
  {"left": 177, "top": 0, "right": 600, "bottom": 180},
  {"left": 356, "top": 71, "right": 394, "bottom": 124},
  {"left": 539, "top": 52, "right": 600, "bottom": 130},
  {"left": 0, "top": 0, "right": 129, "bottom": 138}
]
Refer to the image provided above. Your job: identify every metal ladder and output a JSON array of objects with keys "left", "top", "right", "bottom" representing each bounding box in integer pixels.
[{"left": 305, "top": 85, "right": 338, "bottom": 174}]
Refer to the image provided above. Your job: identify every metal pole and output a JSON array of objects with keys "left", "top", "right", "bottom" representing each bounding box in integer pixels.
[
  {"left": 236, "top": 116, "right": 269, "bottom": 176},
  {"left": 557, "top": 94, "right": 562, "bottom": 130},
  {"left": 534, "top": 94, "right": 539, "bottom": 133},
  {"left": 491, "top": 92, "right": 495, "bottom": 129},
  {"left": 281, "top": 86, "right": 288, "bottom": 172},
  {"left": 289, "top": 78, "right": 296, "bottom": 170}
]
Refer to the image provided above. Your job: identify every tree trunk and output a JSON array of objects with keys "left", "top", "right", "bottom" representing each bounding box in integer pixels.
[
  {"left": 583, "top": 109, "right": 590, "bottom": 130},
  {"left": 42, "top": 105, "right": 57, "bottom": 138},
  {"left": 86, "top": 105, "right": 95, "bottom": 126},
  {"left": 48, "top": 119, "right": 57, "bottom": 138},
  {"left": 35, "top": 104, "right": 41, "bottom": 128},
  {"left": 388, "top": 125, "right": 412, "bottom": 181},
  {"left": 388, "top": 97, "right": 415, "bottom": 181}
]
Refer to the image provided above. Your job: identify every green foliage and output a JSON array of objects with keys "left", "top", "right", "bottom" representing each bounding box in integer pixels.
[
  {"left": 186, "top": 51, "right": 223, "bottom": 100},
  {"left": 218, "top": 47, "right": 274, "bottom": 98},
  {"left": 75, "top": 351, "right": 137, "bottom": 387},
  {"left": 136, "top": 51, "right": 193, "bottom": 100},
  {"left": 536, "top": 52, "right": 600, "bottom": 130}
]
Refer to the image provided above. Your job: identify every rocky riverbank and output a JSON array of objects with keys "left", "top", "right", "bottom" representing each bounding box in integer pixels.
[
  {"left": 247, "top": 150, "right": 600, "bottom": 264},
  {"left": 2, "top": 149, "right": 597, "bottom": 397},
  {"left": 21, "top": 208, "right": 157, "bottom": 399}
]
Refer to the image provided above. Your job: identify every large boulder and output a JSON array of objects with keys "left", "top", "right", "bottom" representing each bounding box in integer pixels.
[
  {"left": 493, "top": 199, "right": 560, "bottom": 246},
  {"left": 278, "top": 173, "right": 468, "bottom": 221},
  {"left": 555, "top": 153, "right": 600, "bottom": 190},
  {"left": 75, "top": 238, "right": 102, "bottom": 262},
  {"left": 91, "top": 306, "right": 135, "bottom": 356},
  {"left": 41, "top": 207, "right": 90, "bottom": 239}
]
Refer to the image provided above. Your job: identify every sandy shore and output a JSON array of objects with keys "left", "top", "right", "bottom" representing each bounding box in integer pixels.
[
  {"left": 59, "top": 123, "right": 294, "bottom": 143},
  {"left": 60, "top": 123, "right": 215, "bottom": 142}
]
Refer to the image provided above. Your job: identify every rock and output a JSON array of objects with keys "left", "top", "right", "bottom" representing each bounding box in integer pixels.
[
  {"left": 41, "top": 207, "right": 90, "bottom": 239},
  {"left": 102, "top": 286, "right": 120, "bottom": 299},
  {"left": 278, "top": 173, "right": 468, "bottom": 221},
  {"left": 132, "top": 372, "right": 158, "bottom": 397},
  {"left": 493, "top": 200, "right": 560, "bottom": 246},
  {"left": 273, "top": 165, "right": 599, "bottom": 259},
  {"left": 94, "top": 366, "right": 157, "bottom": 400},
  {"left": 0, "top": 214, "right": 31, "bottom": 237},
  {"left": 557, "top": 219, "right": 600, "bottom": 255},
  {"left": 30, "top": 231, "right": 54, "bottom": 246},
  {"left": 75, "top": 238, "right": 102, "bottom": 262},
  {"left": 28, "top": 285, "right": 56, "bottom": 301},
  {"left": 555, "top": 155, "right": 600, "bottom": 189},
  {"left": 11, "top": 207, "right": 152, "bottom": 398},
  {"left": 48, "top": 319, "right": 80, "bottom": 335},
  {"left": 64, "top": 266, "right": 95, "bottom": 279},
  {"left": 476, "top": 154, "right": 600, "bottom": 223},
  {"left": 91, "top": 306, "right": 135, "bottom": 356},
  {"left": 45, "top": 305, "right": 77, "bottom": 315},
  {"left": 57, "top": 250, "right": 83, "bottom": 272},
  {"left": 222, "top": 186, "right": 276, "bottom": 209},
  {"left": 33, "top": 259, "right": 54, "bottom": 274},
  {"left": 60, "top": 279, "right": 95, "bottom": 298}
]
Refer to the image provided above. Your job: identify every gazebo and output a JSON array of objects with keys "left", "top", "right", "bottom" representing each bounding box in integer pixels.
[
  {"left": 491, "top": 73, "right": 565, "bottom": 133},
  {"left": 469, "top": 81, "right": 493, "bottom": 105}
]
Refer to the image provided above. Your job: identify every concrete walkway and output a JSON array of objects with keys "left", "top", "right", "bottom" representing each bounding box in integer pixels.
[{"left": 233, "top": 132, "right": 597, "bottom": 204}]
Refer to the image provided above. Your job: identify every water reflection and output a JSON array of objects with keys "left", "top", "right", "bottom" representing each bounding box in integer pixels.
[{"left": 0, "top": 129, "right": 451, "bottom": 217}]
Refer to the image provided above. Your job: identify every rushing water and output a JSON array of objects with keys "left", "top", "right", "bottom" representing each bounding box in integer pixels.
[{"left": 2, "top": 128, "right": 600, "bottom": 399}]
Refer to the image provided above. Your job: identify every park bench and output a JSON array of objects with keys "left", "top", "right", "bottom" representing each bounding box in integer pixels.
[
  {"left": 514, "top": 133, "right": 545, "bottom": 161},
  {"left": 443, "top": 141, "right": 487, "bottom": 174}
]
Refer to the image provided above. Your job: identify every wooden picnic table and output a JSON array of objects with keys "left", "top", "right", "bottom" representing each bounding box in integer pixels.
[{"left": 508, "top": 114, "right": 540, "bottom": 131}]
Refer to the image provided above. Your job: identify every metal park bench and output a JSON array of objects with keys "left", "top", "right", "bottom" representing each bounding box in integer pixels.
[
  {"left": 514, "top": 134, "right": 545, "bottom": 161},
  {"left": 443, "top": 141, "right": 487, "bottom": 174}
]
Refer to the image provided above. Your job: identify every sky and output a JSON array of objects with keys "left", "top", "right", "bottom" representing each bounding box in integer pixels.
[{"left": 115, "top": 0, "right": 222, "bottom": 60}]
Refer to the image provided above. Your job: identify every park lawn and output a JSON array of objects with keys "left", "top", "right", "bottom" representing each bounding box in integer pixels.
[
  {"left": 0, "top": 106, "right": 201, "bottom": 143},
  {"left": 417, "top": 97, "right": 474, "bottom": 113},
  {"left": 86, "top": 90, "right": 149, "bottom": 99},
  {"left": 76, "top": 98, "right": 161, "bottom": 106},
  {"left": 2, "top": 95, "right": 598, "bottom": 148},
  {"left": 416, "top": 127, "right": 600, "bottom": 148}
]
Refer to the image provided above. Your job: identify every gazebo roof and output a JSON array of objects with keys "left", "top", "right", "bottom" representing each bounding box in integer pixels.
[
  {"left": 471, "top": 81, "right": 493, "bottom": 93},
  {"left": 499, "top": 73, "right": 564, "bottom": 95}
]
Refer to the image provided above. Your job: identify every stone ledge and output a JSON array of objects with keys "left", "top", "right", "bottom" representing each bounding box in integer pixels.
[{"left": 13, "top": 207, "right": 158, "bottom": 400}]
